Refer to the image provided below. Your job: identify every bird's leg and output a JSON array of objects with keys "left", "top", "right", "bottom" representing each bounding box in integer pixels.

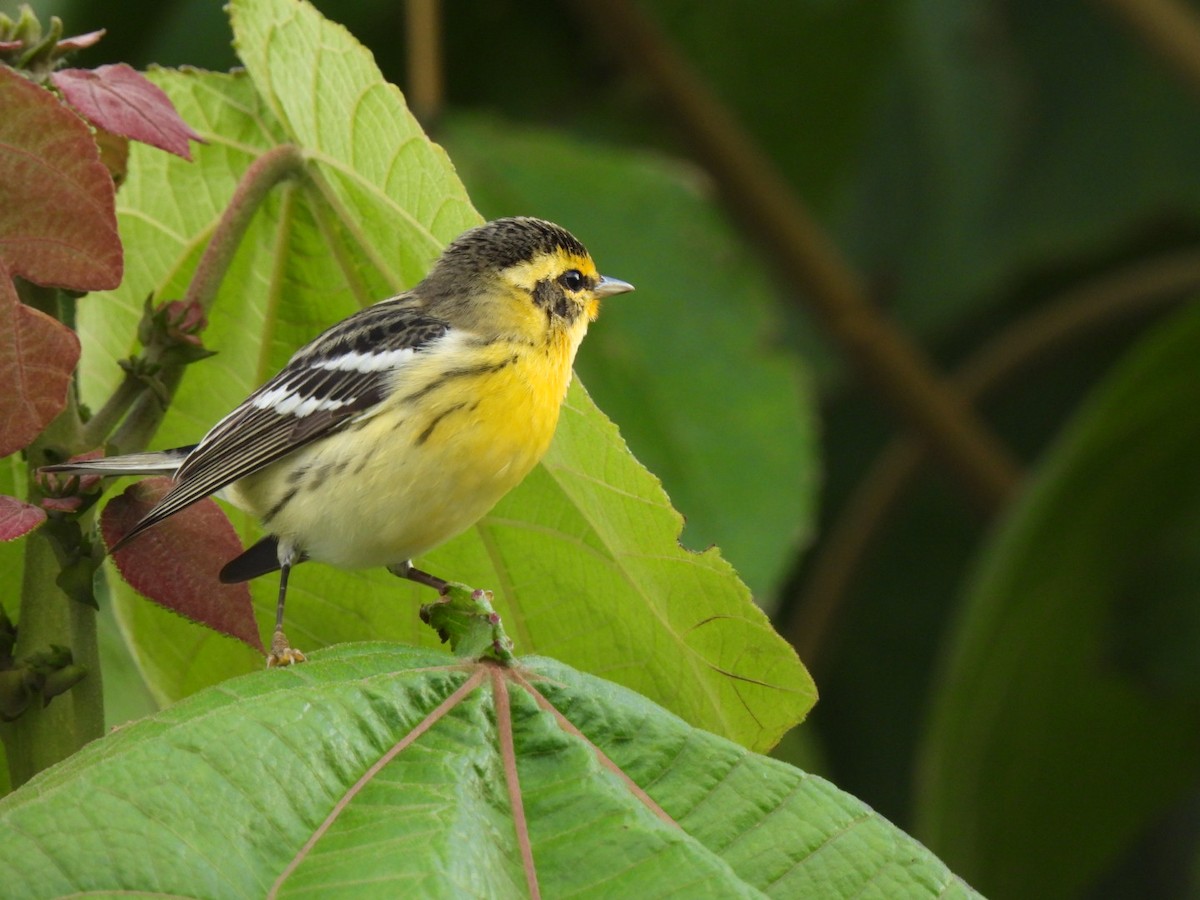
[
  {"left": 387, "top": 559, "right": 450, "bottom": 594},
  {"left": 267, "top": 550, "right": 306, "bottom": 667}
]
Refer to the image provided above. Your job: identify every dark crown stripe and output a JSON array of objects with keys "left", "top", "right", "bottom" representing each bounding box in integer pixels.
[{"left": 436, "top": 217, "right": 589, "bottom": 274}]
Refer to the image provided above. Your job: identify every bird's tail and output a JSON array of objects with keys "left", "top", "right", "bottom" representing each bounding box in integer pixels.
[{"left": 40, "top": 445, "right": 196, "bottom": 478}]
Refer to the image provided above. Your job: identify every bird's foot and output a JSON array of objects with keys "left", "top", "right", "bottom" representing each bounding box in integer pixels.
[{"left": 266, "top": 629, "right": 307, "bottom": 667}]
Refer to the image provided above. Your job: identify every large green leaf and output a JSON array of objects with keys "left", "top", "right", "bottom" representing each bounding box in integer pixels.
[
  {"left": 0, "top": 643, "right": 978, "bottom": 899},
  {"left": 916, "top": 303, "right": 1200, "bottom": 898},
  {"left": 75, "top": 0, "right": 811, "bottom": 751},
  {"left": 442, "top": 115, "right": 816, "bottom": 603}
]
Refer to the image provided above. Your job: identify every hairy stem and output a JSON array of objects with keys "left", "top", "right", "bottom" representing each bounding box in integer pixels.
[
  {"left": 79, "top": 372, "right": 143, "bottom": 450},
  {"left": 184, "top": 144, "right": 307, "bottom": 313},
  {"left": 108, "top": 366, "right": 184, "bottom": 455},
  {"left": 0, "top": 529, "right": 103, "bottom": 786}
]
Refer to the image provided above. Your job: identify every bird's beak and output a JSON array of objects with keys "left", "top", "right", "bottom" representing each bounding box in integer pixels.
[{"left": 594, "top": 276, "right": 635, "bottom": 298}]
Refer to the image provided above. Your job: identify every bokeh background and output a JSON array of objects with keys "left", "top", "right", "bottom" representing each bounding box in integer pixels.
[{"left": 10, "top": 1, "right": 1200, "bottom": 897}]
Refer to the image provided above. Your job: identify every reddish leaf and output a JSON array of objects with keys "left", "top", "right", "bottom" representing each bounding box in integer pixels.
[
  {"left": 0, "top": 264, "right": 81, "bottom": 457},
  {"left": 52, "top": 29, "right": 106, "bottom": 53},
  {"left": 0, "top": 65, "right": 121, "bottom": 291},
  {"left": 52, "top": 64, "right": 202, "bottom": 161},
  {"left": 100, "top": 477, "right": 265, "bottom": 654},
  {"left": 0, "top": 495, "right": 46, "bottom": 541}
]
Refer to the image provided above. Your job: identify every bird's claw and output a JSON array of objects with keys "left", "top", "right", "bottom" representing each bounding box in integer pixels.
[{"left": 266, "top": 630, "right": 307, "bottom": 667}]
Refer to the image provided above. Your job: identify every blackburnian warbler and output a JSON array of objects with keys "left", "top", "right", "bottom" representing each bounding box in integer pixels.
[{"left": 44, "top": 217, "right": 633, "bottom": 665}]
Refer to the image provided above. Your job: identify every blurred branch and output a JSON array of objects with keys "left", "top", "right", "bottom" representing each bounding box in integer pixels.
[
  {"left": 1095, "top": 0, "right": 1200, "bottom": 98},
  {"left": 784, "top": 249, "right": 1200, "bottom": 668},
  {"left": 568, "top": 0, "right": 1021, "bottom": 513},
  {"left": 405, "top": 0, "right": 443, "bottom": 123}
]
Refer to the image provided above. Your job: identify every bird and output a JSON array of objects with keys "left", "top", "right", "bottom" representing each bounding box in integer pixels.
[{"left": 43, "top": 217, "right": 634, "bottom": 665}]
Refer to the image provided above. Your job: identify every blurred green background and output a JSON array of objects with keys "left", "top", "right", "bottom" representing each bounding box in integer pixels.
[{"left": 11, "top": 0, "right": 1200, "bottom": 896}]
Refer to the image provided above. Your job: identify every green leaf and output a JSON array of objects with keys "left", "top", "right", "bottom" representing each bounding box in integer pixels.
[
  {"left": 75, "top": 0, "right": 812, "bottom": 750},
  {"left": 916, "top": 303, "right": 1200, "bottom": 898},
  {"left": 95, "top": 587, "right": 158, "bottom": 730},
  {"left": 0, "top": 643, "right": 979, "bottom": 899},
  {"left": 228, "top": 0, "right": 479, "bottom": 287},
  {"left": 441, "top": 115, "right": 817, "bottom": 603}
]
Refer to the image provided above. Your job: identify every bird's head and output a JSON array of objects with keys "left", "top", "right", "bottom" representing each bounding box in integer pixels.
[{"left": 419, "top": 217, "right": 633, "bottom": 348}]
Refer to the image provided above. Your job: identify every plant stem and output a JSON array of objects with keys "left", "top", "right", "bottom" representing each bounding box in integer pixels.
[
  {"left": 80, "top": 372, "right": 142, "bottom": 450},
  {"left": 1, "top": 313, "right": 101, "bottom": 786},
  {"left": 108, "top": 365, "right": 184, "bottom": 455},
  {"left": 0, "top": 528, "right": 103, "bottom": 786},
  {"left": 185, "top": 144, "right": 306, "bottom": 313},
  {"left": 405, "top": 0, "right": 444, "bottom": 123}
]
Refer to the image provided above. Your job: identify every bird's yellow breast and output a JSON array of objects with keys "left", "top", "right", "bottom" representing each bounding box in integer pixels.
[{"left": 229, "top": 328, "right": 582, "bottom": 570}]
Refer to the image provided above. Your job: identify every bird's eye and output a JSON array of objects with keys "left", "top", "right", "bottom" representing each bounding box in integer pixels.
[{"left": 559, "top": 269, "right": 586, "bottom": 291}]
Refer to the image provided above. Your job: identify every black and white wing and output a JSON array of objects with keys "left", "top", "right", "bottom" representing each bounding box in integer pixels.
[{"left": 112, "top": 295, "right": 450, "bottom": 548}]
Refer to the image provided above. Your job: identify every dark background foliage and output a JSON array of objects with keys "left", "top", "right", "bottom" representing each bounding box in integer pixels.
[{"left": 11, "top": 0, "right": 1200, "bottom": 896}]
